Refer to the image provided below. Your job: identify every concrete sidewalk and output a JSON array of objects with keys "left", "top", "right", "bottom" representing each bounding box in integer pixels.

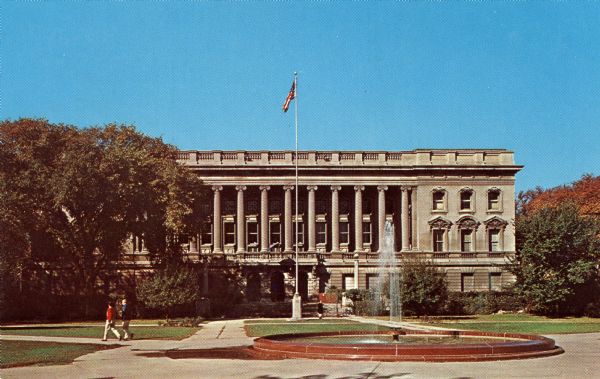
[{"left": 3, "top": 320, "right": 600, "bottom": 379}]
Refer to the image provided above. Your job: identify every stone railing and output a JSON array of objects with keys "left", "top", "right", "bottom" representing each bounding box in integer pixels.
[{"left": 176, "top": 149, "right": 517, "bottom": 167}]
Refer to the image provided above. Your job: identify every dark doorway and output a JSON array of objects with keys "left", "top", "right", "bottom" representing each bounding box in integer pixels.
[
  {"left": 246, "top": 273, "right": 261, "bottom": 301},
  {"left": 270, "top": 271, "right": 285, "bottom": 302},
  {"left": 298, "top": 271, "right": 308, "bottom": 300}
]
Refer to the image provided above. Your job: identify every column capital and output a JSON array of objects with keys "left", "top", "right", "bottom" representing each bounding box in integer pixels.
[
  {"left": 259, "top": 185, "right": 271, "bottom": 191},
  {"left": 330, "top": 185, "right": 342, "bottom": 192},
  {"left": 401, "top": 186, "right": 411, "bottom": 192},
  {"left": 212, "top": 185, "right": 223, "bottom": 192},
  {"left": 283, "top": 185, "right": 295, "bottom": 191},
  {"left": 307, "top": 185, "right": 318, "bottom": 192},
  {"left": 235, "top": 185, "right": 247, "bottom": 192},
  {"left": 354, "top": 185, "right": 365, "bottom": 192},
  {"left": 377, "top": 185, "right": 388, "bottom": 192}
]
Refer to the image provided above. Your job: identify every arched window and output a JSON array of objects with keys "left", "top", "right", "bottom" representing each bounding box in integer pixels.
[
  {"left": 456, "top": 216, "right": 480, "bottom": 252},
  {"left": 428, "top": 216, "right": 452, "bottom": 252},
  {"left": 431, "top": 187, "right": 447, "bottom": 212},
  {"left": 459, "top": 187, "right": 475, "bottom": 212},
  {"left": 487, "top": 187, "right": 502, "bottom": 212},
  {"left": 483, "top": 216, "right": 508, "bottom": 252}
]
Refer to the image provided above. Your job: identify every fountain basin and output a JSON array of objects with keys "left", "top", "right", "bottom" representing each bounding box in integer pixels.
[{"left": 253, "top": 329, "right": 563, "bottom": 362}]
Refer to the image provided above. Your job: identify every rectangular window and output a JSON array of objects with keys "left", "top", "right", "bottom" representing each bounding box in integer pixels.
[
  {"left": 223, "top": 222, "right": 235, "bottom": 245},
  {"left": 489, "top": 229, "right": 500, "bottom": 252},
  {"left": 269, "top": 222, "right": 281, "bottom": 249},
  {"left": 433, "top": 229, "right": 444, "bottom": 252},
  {"left": 461, "top": 230, "right": 472, "bottom": 252},
  {"left": 293, "top": 221, "right": 305, "bottom": 250},
  {"left": 316, "top": 222, "right": 327, "bottom": 244},
  {"left": 461, "top": 273, "right": 474, "bottom": 292},
  {"left": 366, "top": 274, "right": 379, "bottom": 290},
  {"left": 339, "top": 221, "right": 350, "bottom": 244},
  {"left": 488, "top": 191, "right": 500, "bottom": 210},
  {"left": 489, "top": 272, "right": 502, "bottom": 291},
  {"left": 201, "top": 222, "right": 212, "bottom": 245},
  {"left": 343, "top": 274, "right": 355, "bottom": 291},
  {"left": 247, "top": 221, "right": 259, "bottom": 246},
  {"left": 460, "top": 191, "right": 472, "bottom": 210},
  {"left": 433, "top": 191, "right": 445, "bottom": 210},
  {"left": 362, "top": 222, "right": 372, "bottom": 244}
]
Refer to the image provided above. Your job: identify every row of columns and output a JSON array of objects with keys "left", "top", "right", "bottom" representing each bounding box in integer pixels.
[{"left": 211, "top": 184, "right": 415, "bottom": 254}]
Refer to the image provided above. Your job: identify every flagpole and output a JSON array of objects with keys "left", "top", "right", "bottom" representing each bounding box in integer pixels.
[{"left": 292, "top": 72, "right": 302, "bottom": 320}]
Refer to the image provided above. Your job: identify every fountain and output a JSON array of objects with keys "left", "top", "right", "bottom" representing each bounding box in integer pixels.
[
  {"left": 252, "top": 222, "right": 563, "bottom": 362},
  {"left": 370, "top": 220, "right": 401, "bottom": 320}
]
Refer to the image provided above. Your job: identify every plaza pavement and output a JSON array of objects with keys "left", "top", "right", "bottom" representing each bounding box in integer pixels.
[{"left": 2, "top": 318, "right": 599, "bottom": 379}]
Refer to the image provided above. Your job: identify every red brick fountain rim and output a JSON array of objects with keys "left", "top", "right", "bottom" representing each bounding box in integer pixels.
[{"left": 253, "top": 329, "right": 564, "bottom": 362}]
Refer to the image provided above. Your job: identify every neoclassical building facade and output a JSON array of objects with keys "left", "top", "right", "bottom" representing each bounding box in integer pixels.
[{"left": 130, "top": 149, "right": 522, "bottom": 301}]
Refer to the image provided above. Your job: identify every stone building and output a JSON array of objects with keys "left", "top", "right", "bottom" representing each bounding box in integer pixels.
[{"left": 129, "top": 149, "right": 522, "bottom": 301}]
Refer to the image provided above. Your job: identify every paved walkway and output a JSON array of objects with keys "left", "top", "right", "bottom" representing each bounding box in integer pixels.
[{"left": 2, "top": 319, "right": 600, "bottom": 378}]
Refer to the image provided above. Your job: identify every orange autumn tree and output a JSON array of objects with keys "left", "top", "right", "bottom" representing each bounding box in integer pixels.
[{"left": 518, "top": 174, "right": 600, "bottom": 217}]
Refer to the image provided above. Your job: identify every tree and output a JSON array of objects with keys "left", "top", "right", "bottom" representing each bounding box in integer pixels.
[
  {"left": 136, "top": 264, "right": 201, "bottom": 319},
  {"left": 512, "top": 203, "right": 600, "bottom": 316},
  {"left": 0, "top": 119, "right": 209, "bottom": 319},
  {"left": 400, "top": 256, "right": 449, "bottom": 316},
  {"left": 518, "top": 174, "right": 600, "bottom": 217}
]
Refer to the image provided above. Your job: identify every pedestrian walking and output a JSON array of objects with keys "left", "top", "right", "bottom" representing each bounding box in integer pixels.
[
  {"left": 120, "top": 298, "right": 133, "bottom": 340},
  {"left": 102, "top": 301, "right": 122, "bottom": 341},
  {"left": 317, "top": 301, "right": 324, "bottom": 319}
]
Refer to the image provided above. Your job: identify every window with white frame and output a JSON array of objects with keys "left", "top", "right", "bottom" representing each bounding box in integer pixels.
[
  {"left": 432, "top": 190, "right": 445, "bottom": 211},
  {"left": 461, "top": 229, "right": 473, "bottom": 252},
  {"left": 433, "top": 229, "right": 445, "bottom": 252},
  {"left": 488, "top": 229, "right": 501, "bottom": 252},
  {"left": 247, "top": 221, "right": 259, "bottom": 246},
  {"left": 460, "top": 190, "right": 473, "bottom": 211},
  {"left": 223, "top": 222, "right": 235, "bottom": 245},
  {"left": 342, "top": 274, "right": 355, "bottom": 291},
  {"left": 461, "top": 273, "right": 474, "bottom": 292},
  {"left": 269, "top": 221, "right": 281, "bottom": 250},
  {"left": 362, "top": 221, "right": 372, "bottom": 244},
  {"left": 489, "top": 272, "right": 502, "bottom": 291},
  {"left": 316, "top": 222, "right": 327, "bottom": 245},
  {"left": 293, "top": 221, "right": 305, "bottom": 250},
  {"left": 339, "top": 220, "right": 350, "bottom": 245},
  {"left": 488, "top": 190, "right": 501, "bottom": 211},
  {"left": 201, "top": 222, "right": 212, "bottom": 245}
]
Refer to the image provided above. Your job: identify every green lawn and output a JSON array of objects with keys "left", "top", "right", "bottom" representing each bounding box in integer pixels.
[
  {"left": 0, "top": 340, "right": 118, "bottom": 368},
  {"left": 244, "top": 319, "right": 391, "bottom": 337},
  {"left": 418, "top": 314, "right": 600, "bottom": 334},
  {"left": 1, "top": 326, "right": 200, "bottom": 340}
]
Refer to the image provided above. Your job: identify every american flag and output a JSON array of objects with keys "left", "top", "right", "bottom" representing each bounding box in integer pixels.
[{"left": 282, "top": 80, "right": 296, "bottom": 113}]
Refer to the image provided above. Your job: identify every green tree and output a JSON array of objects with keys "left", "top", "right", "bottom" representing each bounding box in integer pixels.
[
  {"left": 136, "top": 264, "right": 201, "bottom": 319},
  {"left": 0, "top": 119, "right": 208, "bottom": 319},
  {"left": 513, "top": 203, "right": 600, "bottom": 316},
  {"left": 400, "top": 256, "right": 448, "bottom": 316}
]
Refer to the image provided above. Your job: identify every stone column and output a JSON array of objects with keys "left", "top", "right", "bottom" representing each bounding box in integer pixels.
[
  {"left": 411, "top": 188, "right": 418, "bottom": 249},
  {"left": 284, "top": 185, "right": 294, "bottom": 253},
  {"left": 260, "top": 185, "right": 270, "bottom": 253},
  {"left": 354, "top": 253, "right": 359, "bottom": 289},
  {"left": 236, "top": 185, "right": 246, "bottom": 253},
  {"left": 401, "top": 186, "right": 410, "bottom": 251},
  {"left": 354, "top": 185, "right": 365, "bottom": 252},
  {"left": 377, "top": 185, "right": 387, "bottom": 252},
  {"left": 212, "top": 185, "right": 223, "bottom": 253},
  {"left": 331, "top": 186, "right": 341, "bottom": 252},
  {"left": 189, "top": 236, "right": 198, "bottom": 253},
  {"left": 307, "top": 185, "right": 318, "bottom": 252}
]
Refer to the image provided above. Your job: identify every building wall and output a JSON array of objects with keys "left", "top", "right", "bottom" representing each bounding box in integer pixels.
[{"left": 125, "top": 149, "right": 521, "bottom": 296}]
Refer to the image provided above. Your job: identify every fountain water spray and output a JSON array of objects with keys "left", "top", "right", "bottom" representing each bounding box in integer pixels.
[{"left": 373, "top": 220, "right": 402, "bottom": 321}]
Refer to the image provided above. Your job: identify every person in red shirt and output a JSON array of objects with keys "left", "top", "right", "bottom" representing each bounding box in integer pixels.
[{"left": 102, "top": 301, "right": 122, "bottom": 341}]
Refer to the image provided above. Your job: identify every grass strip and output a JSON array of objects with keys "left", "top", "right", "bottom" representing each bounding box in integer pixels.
[
  {"left": 0, "top": 326, "right": 200, "bottom": 340},
  {"left": 1, "top": 340, "right": 118, "bottom": 368}
]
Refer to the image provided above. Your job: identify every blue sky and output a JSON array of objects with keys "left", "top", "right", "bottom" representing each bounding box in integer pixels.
[{"left": 2, "top": 1, "right": 599, "bottom": 193}]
